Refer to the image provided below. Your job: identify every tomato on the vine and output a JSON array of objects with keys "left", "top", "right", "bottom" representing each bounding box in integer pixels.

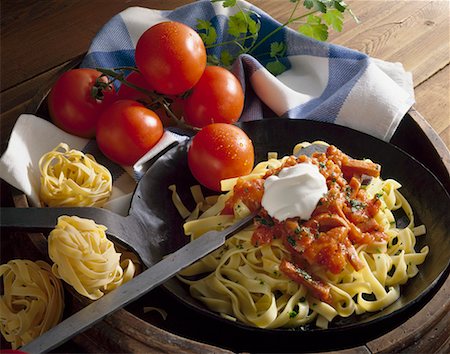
[
  {"left": 183, "top": 66, "right": 244, "bottom": 128},
  {"left": 188, "top": 123, "right": 254, "bottom": 191},
  {"left": 48, "top": 68, "right": 115, "bottom": 138},
  {"left": 96, "top": 99, "right": 163, "bottom": 166},
  {"left": 135, "top": 21, "right": 206, "bottom": 95},
  {"left": 117, "top": 71, "right": 183, "bottom": 127}
]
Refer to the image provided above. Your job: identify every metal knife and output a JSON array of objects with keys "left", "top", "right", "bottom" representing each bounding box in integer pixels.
[{"left": 20, "top": 211, "right": 256, "bottom": 353}]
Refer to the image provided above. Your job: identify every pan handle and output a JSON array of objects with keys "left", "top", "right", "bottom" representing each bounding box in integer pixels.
[{"left": 1, "top": 206, "right": 125, "bottom": 234}]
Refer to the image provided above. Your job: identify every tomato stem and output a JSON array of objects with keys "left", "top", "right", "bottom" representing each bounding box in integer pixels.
[{"left": 95, "top": 67, "right": 184, "bottom": 127}]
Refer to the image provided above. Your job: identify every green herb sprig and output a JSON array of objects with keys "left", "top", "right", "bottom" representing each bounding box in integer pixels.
[{"left": 198, "top": 0, "right": 358, "bottom": 75}]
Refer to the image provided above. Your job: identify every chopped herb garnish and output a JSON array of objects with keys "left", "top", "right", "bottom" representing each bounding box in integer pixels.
[
  {"left": 289, "top": 310, "right": 298, "bottom": 318},
  {"left": 287, "top": 235, "right": 297, "bottom": 247},
  {"left": 259, "top": 217, "right": 274, "bottom": 227},
  {"left": 349, "top": 199, "right": 366, "bottom": 212},
  {"left": 295, "top": 266, "right": 312, "bottom": 280},
  {"left": 345, "top": 186, "right": 352, "bottom": 197}
]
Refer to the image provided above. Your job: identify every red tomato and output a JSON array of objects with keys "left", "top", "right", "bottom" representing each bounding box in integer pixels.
[
  {"left": 96, "top": 99, "right": 163, "bottom": 165},
  {"left": 48, "top": 68, "right": 115, "bottom": 138},
  {"left": 188, "top": 123, "right": 254, "bottom": 191},
  {"left": 135, "top": 21, "right": 206, "bottom": 95},
  {"left": 117, "top": 71, "right": 183, "bottom": 127},
  {"left": 183, "top": 66, "right": 244, "bottom": 128}
]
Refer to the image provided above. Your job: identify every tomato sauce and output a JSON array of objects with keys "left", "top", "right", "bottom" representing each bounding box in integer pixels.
[
  {"left": 221, "top": 178, "right": 264, "bottom": 215},
  {"left": 223, "top": 145, "right": 389, "bottom": 300}
]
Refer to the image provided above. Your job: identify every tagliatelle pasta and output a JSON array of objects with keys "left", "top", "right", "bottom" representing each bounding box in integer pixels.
[
  {"left": 0, "top": 259, "right": 64, "bottom": 349},
  {"left": 173, "top": 142, "right": 429, "bottom": 329},
  {"left": 48, "top": 215, "right": 136, "bottom": 300},
  {"left": 39, "top": 143, "right": 112, "bottom": 207}
]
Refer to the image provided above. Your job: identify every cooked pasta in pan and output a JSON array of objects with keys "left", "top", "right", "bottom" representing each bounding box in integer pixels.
[{"left": 172, "top": 142, "right": 429, "bottom": 329}]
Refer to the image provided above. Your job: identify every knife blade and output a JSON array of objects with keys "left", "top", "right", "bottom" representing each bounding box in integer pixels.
[{"left": 21, "top": 211, "right": 256, "bottom": 353}]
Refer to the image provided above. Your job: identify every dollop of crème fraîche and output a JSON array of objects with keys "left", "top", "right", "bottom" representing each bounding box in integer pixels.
[{"left": 262, "top": 162, "right": 327, "bottom": 221}]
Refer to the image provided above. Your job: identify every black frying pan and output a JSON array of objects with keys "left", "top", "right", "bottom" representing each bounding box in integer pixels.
[
  {"left": 2, "top": 118, "right": 449, "bottom": 352},
  {"left": 137, "top": 118, "right": 450, "bottom": 351}
]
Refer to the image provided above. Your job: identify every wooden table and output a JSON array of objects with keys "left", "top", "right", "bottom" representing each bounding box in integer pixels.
[{"left": 1, "top": 1, "right": 449, "bottom": 353}]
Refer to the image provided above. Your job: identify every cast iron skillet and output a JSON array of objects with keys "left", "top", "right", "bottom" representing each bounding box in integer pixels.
[
  {"left": 137, "top": 118, "right": 450, "bottom": 352},
  {"left": 2, "top": 118, "right": 449, "bottom": 352}
]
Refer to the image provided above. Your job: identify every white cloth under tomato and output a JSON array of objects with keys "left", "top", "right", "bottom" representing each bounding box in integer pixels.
[{"left": 0, "top": 114, "right": 186, "bottom": 212}]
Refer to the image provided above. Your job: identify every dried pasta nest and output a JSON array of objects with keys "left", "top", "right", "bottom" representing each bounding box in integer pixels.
[
  {"left": 48, "top": 215, "right": 136, "bottom": 300},
  {"left": 0, "top": 259, "right": 64, "bottom": 349},
  {"left": 39, "top": 143, "right": 112, "bottom": 207}
]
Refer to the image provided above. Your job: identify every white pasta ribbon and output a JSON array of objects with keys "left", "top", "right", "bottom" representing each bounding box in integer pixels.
[
  {"left": 48, "top": 215, "right": 135, "bottom": 300},
  {"left": 174, "top": 145, "right": 429, "bottom": 330},
  {"left": 39, "top": 143, "right": 112, "bottom": 207},
  {"left": 0, "top": 260, "right": 64, "bottom": 349}
]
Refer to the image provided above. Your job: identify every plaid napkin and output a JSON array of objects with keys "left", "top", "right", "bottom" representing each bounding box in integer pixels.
[
  {"left": 1, "top": 0, "right": 414, "bottom": 213},
  {"left": 82, "top": 0, "right": 414, "bottom": 141}
]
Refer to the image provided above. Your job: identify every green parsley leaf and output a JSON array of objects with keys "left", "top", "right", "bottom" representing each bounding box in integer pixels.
[
  {"left": 197, "top": 19, "right": 212, "bottom": 31},
  {"left": 228, "top": 11, "right": 250, "bottom": 37},
  {"left": 298, "top": 15, "right": 328, "bottom": 41},
  {"left": 270, "top": 41, "right": 286, "bottom": 58},
  {"left": 266, "top": 60, "right": 287, "bottom": 76},
  {"left": 333, "top": 0, "right": 347, "bottom": 12},
  {"left": 322, "top": 8, "right": 344, "bottom": 32},
  {"left": 303, "top": 0, "right": 327, "bottom": 13},
  {"left": 211, "top": 0, "right": 237, "bottom": 7},
  {"left": 248, "top": 14, "right": 261, "bottom": 37},
  {"left": 220, "top": 50, "right": 235, "bottom": 67},
  {"left": 207, "top": 54, "right": 220, "bottom": 66},
  {"left": 197, "top": 19, "right": 218, "bottom": 46}
]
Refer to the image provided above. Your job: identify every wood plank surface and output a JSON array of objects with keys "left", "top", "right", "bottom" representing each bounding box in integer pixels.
[
  {"left": 0, "top": 0, "right": 189, "bottom": 91},
  {"left": 1, "top": 1, "right": 449, "bottom": 353}
]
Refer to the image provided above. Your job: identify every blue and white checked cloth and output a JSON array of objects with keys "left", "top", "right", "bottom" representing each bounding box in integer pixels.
[
  {"left": 82, "top": 0, "right": 414, "bottom": 141},
  {"left": 0, "top": 0, "right": 415, "bottom": 212}
]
